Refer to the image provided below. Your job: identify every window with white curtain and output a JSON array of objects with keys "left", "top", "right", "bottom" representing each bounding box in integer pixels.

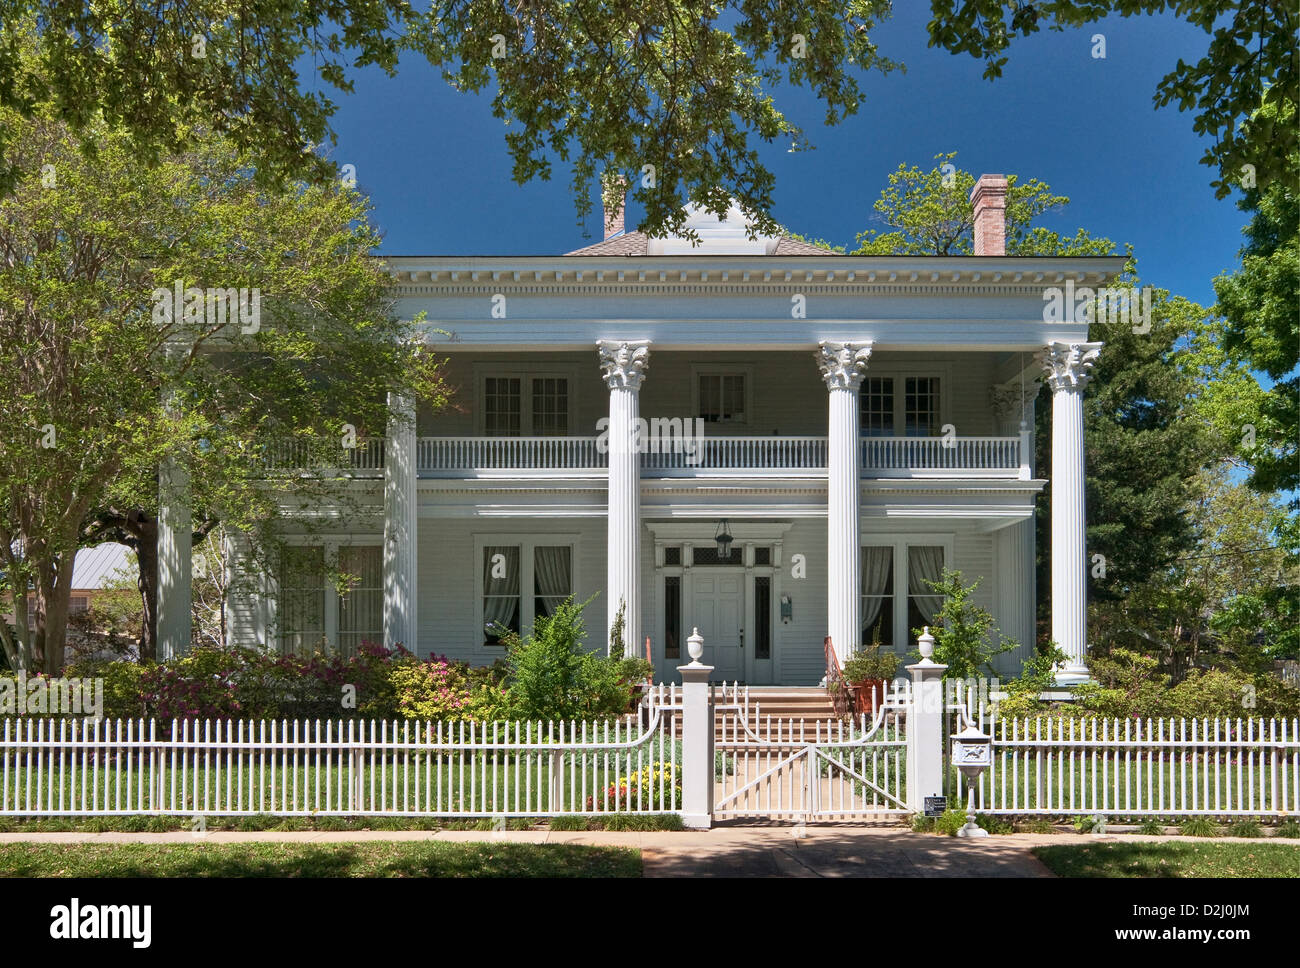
[
  {"left": 860, "top": 542, "right": 948, "bottom": 655},
  {"left": 480, "top": 540, "right": 574, "bottom": 647},
  {"left": 860, "top": 546, "right": 894, "bottom": 648},
  {"left": 337, "top": 546, "right": 383, "bottom": 657}
]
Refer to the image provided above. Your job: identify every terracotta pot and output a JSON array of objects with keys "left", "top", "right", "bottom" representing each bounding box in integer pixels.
[{"left": 850, "top": 679, "right": 889, "bottom": 716}]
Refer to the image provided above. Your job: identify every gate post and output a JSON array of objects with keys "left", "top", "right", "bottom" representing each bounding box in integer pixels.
[
  {"left": 679, "top": 628, "right": 715, "bottom": 830},
  {"left": 906, "top": 627, "right": 948, "bottom": 813}
]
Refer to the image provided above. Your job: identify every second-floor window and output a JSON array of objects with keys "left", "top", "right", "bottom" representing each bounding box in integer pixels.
[
  {"left": 483, "top": 375, "right": 570, "bottom": 436},
  {"left": 860, "top": 376, "right": 941, "bottom": 437},
  {"left": 697, "top": 373, "right": 746, "bottom": 423}
]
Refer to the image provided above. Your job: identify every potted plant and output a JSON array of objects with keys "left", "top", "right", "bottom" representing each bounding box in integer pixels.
[{"left": 842, "top": 637, "right": 899, "bottom": 717}]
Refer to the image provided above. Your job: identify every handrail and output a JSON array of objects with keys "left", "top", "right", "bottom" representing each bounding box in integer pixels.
[{"left": 824, "top": 635, "right": 851, "bottom": 719}]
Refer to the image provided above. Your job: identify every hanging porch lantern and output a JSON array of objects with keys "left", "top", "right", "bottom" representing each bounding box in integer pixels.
[{"left": 713, "top": 519, "right": 734, "bottom": 559}]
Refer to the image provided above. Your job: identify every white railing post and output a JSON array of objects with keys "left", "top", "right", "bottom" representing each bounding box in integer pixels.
[
  {"left": 906, "top": 627, "right": 948, "bottom": 813},
  {"left": 679, "top": 628, "right": 715, "bottom": 829}
]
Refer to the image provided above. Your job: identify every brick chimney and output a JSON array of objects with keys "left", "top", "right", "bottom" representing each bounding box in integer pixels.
[
  {"left": 970, "top": 174, "right": 1008, "bottom": 256},
  {"left": 603, "top": 177, "right": 627, "bottom": 240}
]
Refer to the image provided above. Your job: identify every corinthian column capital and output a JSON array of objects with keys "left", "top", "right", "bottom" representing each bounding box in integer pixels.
[
  {"left": 597, "top": 339, "right": 651, "bottom": 390},
  {"left": 1038, "top": 341, "right": 1103, "bottom": 393},
  {"left": 816, "top": 340, "right": 873, "bottom": 391}
]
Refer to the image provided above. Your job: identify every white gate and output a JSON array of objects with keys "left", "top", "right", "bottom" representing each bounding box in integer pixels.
[{"left": 713, "top": 683, "right": 910, "bottom": 820}]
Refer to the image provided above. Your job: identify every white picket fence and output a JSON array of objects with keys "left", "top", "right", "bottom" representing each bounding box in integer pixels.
[
  {"left": 0, "top": 712, "right": 680, "bottom": 818},
  {"left": 957, "top": 715, "right": 1300, "bottom": 817}
]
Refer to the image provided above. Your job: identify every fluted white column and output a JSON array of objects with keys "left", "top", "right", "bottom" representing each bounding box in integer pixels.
[
  {"left": 157, "top": 452, "right": 192, "bottom": 660},
  {"left": 1039, "top": 342, "right": 1102, "bottom": 683},
  {"left": 817, "top": 341, "right": 872, "bottom": 665},
  {"left": 383, "top": 392, "right": 418, "bottom": 652},
  {"left": 599, "top": 340, "right": 650, "bottom": 656}
]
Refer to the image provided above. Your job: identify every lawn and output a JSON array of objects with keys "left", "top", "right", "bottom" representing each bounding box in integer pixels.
[
  {"left": 0, "top": 842, "right": 642, "bottom": 878},
  {"left": 1033, "top": 842, "right": 1300, "bottom": 878}
]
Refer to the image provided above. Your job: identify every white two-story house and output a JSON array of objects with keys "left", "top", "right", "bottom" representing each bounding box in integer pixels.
[{"left": 158, "top": 175, "right": 1123, "bottom": 685}]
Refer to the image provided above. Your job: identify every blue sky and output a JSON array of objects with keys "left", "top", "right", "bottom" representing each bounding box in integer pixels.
[{"left": 322, "top": 7, "right": 1251, "bottom": 307}]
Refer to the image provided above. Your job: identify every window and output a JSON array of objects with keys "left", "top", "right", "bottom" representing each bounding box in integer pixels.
[
  {"left": 480, "top": 541, "right": 573, "bottom": 647},
  {"left": 482, "top": 374, "right": 570, "bottom": 436},
  {"left": 907, "top": 546, "right": 946, "bottom": 633},
  {"left": 483, "top": 377, "right": 521, "bottom": 436},
  {"left": 904, "top": 377, "right": 941, "bottom": 437},
  {"left": 691, "top": 546, "right": 744, "bottom": 567},
  {"left": 754, "top": 576, "right": 772, "bottom": 659},
  {"left": 280, "top": 546, "right": 326, "bottom": 654},
  {"left": 861, "top": 546, "right": 894, "bottom": 648},
  {"left": 860, "top": 378, "right": 894, "bottom": 437},
  {"left": 337, "top": 546, "right": 382, "bottom": 657},
  {"left": 858, "top": 375, "right": 943, "bottom": 436},
  {"left": 697, "top": 373, "right": 746, "bottom": 423},
  {"left": 663, "top": 546, "right": 681, "bottom": 567},
  {"left": 754, "top": 546, "right": 772, "bottom": 566},
  {"left": 861, "top": 542, "right": 948, "bottom": 652},
  {"left": 664, "top": 576, "right": 681, "bottom": 659}
]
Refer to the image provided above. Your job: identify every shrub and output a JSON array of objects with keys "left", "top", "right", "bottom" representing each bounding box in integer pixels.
[
  {"left": 911, "top": 569, "right": 1017, "bottom": 679},
  {"left": 1016, "top": 818, "right": 1058, "bottom": 834},
  {"left": 1276, "top": 819, "right": 1300, "bottom": 838},
  {"left": 388, "top": 655, "right": 474, "bottom": 721},
  {"left": 501, "top": 596, "right": 632, "bottom": 721},
  {"left": 935, "top": 807, "right": 967, "bottom": 836},
  {"left": 1136, "top": 819, "right": 1166, "bottom": 835},
  {"left": 1225, "top": 819, "right": 1264, "bottom": 838},
  {"left": 585, "top": 762, "right": 681, "bottom": 811},
  {"left": 975, "top": 813, "right": 1013, "bottom": 835},
  {"left": 842, "top": 642, "right": 898, "bottom": 683},
  {"left": 1179, "top": 817, "right": 1219, "bottom": 838},
  {"left": 1073, "top": 814, "right": 1107, "bottom": 834},
  {"left": 911, "top": 813, "right": 936, "bottom": 832}
]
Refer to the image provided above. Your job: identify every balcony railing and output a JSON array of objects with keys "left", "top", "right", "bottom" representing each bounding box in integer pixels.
[
  {"left": 253, "top": 435, "right": 1029, "bottom": 479},
  {"left": 415, "top": 435, "right": 1026, "bottom": 479},
  {"left": 258, "top": 437, "right": 386, "bottom": 476}
]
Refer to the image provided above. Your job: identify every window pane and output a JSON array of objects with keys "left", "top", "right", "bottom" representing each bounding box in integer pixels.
[
  {"left": 859, "top": 377, "right": 895, "bottom": 437},
  {"left": 861, "top": 546, "right": 894, "bottom": 649},
  {"left": 484, "top": 377, "right": 521, "bottom": 437},
  {"left": 531, "top": 377, "right": 569, "bottom": 436},
  {"left": 907, "top": 546, "right": 945, "bottom": 640},
  {"left": 904, "top": 377, "right": 940, "bottom": 437},
  {"left": 698, "top": 374, "right": 745, "bottom": 423},
  {"left": 698, "top": 375, "right": 721, "bottom": 422},
  {"left": 664, "top": 576, "right": 681, "bottom": 659},
  {"left": 663, "top": 546, "right": 681, "bottom": 566},
  {"left": 483, "top": 545, "right": 521, "bottom": 645},
  {"left": 533, "top": 545, "right": 572, "bottom": 619},
  {"left": 280, "top": 546, "right": 325, "bottom": 655},
  {"left": 338, "top": 546, "right": 383, "bottom": 658},
  {"left": 691, "top": 546, "right": 744, "bottom": 566},
  {"left": 754, "top": 576, "right": 771, "bottom": 659}
]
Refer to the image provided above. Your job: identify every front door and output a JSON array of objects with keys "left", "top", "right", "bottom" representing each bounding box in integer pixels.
[{"left": 691, "top": 571, "right": 745, "bottom": 681}]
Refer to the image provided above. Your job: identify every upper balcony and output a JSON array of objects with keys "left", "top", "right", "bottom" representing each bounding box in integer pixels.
[{"left": 257, "top": 434, "right": 1031, "bottom": 481}]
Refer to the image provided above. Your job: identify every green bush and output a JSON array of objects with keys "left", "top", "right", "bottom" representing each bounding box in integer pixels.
[
  {"left": 934, "top": 807, "right": 967, "bottom": 836},
  {"left": 1136, "top": 819, "right": 1166, "bottom": 835},
  {"left": 1016, "top": 818, "right": 1058, "bottom": 834},
  {"left": 910, "top": 569, "right": 1017, "bottom": 679},
  {"left": 1225, "top": 819, "right": 1264, "bottom": 838},
  {"left": 1275, "top": 819, "right": 1300, "bottom": 838},
  {"left": 1073, "top": 814, "right": 1107, "bottom": 834},
  {"left": 499, "top": 596, "right": 632, "bottom": 722},
  {"left": 1179, "top": 817, "right": 1220, "bottom": 838},
  {"left": 842, "top": 642, "right": 898, "bottom": 683},
  {"left": 65, "top": 657, "right": 147, "bottom": 720},
  {"left": 975, "top": 813, "right": 1013, "bottom": 834},
  {"left": 911, "top": 813, "right": 936, "bottom": 832}
]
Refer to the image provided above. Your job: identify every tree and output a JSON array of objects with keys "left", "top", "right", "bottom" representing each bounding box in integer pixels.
[
  {"left": 0, "top": 46, "right": 449, "bottom": 674},
  {"left": 1210, "top": 101, "right": 1299, "bottom": 497},
  {"left": 852, "top": 152, "right": 1116, "bottom": 256},
  {"left": 0, "top": 2, "right": 902, "bottom": 239},
  {"left": 925, "top": 1, "right": 1298, "bottom": 199}
]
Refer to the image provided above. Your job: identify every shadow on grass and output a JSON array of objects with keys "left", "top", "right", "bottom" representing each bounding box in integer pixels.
[{"left": 0, "top": 843, "right": 641, "bottom": 878}]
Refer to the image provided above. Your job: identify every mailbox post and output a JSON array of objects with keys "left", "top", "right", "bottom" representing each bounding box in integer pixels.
[{"left": 951, "top": 722, "right": 992, "bottom": 839}]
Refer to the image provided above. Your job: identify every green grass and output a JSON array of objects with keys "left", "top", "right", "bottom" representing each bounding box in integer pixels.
[
  {"left": 1226, "top": 819, "right": 1264, "bottom": 838},
  {"left": 0, "top": 841, "right": 642, "bottom": 878},
  {"left": 1033, "top": 842, "right": 1300, "bottom": 878},
  {"left": 0, "top": 812, "right": 682, "bottom": 833},
  {"left": 1179, "top": 817, "right": 1220, "bottom": 837}
]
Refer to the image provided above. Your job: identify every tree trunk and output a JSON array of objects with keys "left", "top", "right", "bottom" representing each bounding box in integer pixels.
[
  {"left": 32, "top": 552, "right": 73, "bottom": 676},
  {"left": 135, "top": 519, "right": 160, "bottom": 663}
]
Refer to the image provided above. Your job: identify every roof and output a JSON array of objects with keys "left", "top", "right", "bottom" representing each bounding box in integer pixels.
[
  {"left": 70, "top": 543, "right": 135, "bottom": 590},
  {"left": 567, "top": 232, "right": 837, "bottom": 256},
  {"left": 565, "top": 201, "right": 840, "bottom": 256}
]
